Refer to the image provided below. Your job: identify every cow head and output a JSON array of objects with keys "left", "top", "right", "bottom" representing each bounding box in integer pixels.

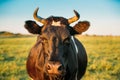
[{"left": 25, "top": 8, "right": 90, "bottom": 79}]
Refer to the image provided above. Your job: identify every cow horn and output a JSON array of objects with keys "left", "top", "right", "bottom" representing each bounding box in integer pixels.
[
  {"left": 68, "top": 10, "right": 80, "bottom": 24},
  {"left": 33, "top": 7, "right": 46, "bottom": 24}
]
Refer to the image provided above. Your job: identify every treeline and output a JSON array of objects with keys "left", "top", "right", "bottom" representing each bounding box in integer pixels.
[
  {"left": 83, "top": 34, "right": 120, "bottom": 37},
  {"left": 0, "top": 31, "right": 34, "bottom": 38}
]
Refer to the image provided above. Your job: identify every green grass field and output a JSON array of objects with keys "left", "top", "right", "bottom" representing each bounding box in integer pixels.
[{"left": 0, "top": 35, "right": 120, "bottom": 80}]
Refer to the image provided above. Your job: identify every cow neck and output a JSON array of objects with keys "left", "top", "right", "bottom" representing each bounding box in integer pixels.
[{"left": 71, "top": 36, "right": 78, "bottom": 54}]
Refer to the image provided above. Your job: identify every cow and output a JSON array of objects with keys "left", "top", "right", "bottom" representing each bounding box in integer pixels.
[{"left": 24, "top": 7, "right": 90, "bottom": 80}]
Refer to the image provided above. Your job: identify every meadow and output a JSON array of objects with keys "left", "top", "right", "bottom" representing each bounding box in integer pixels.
[{"left": 0, "top": 35, "right": 120, "bottom": 80}]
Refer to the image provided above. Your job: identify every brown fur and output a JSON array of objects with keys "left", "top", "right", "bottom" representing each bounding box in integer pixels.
[
  {"left": 25, "top": 16, "right": 90, "bottom": 80},
  {"left": 73, "top": 21, "right": 90, "bottom": 34}
]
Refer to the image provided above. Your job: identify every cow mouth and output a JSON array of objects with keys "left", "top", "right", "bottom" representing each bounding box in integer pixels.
[
  {"left": 49, "top": 74, "right": 65, "bottom": 80},
  {"left": 45, "top": 70, "right": 66, "bottom": 80}
]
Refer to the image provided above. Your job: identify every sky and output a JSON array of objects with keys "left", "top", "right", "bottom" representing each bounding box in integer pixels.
[{"left": 0, "top": 0, "right": 120, "bottom": 35}]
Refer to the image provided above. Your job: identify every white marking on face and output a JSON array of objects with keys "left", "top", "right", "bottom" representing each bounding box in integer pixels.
[{"left": 51, "top": 21, "right": 61, "bottom": 26}]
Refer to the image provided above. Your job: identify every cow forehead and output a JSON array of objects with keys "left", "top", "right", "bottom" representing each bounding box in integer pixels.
[
  {"left": 51, "top": 21, "right": 61, "bottom": 26},
  {"left": 42, "top": 26, "right": 70, "bottom": 40},
  {"left": 47, "top": 16, "right": 67, "bottom": 21},
  {"left": 41, "top": 16, "right": 70, "bottom": 40},
  {"left": 46, "top": 16, "right": 68, "bottom": 25}
]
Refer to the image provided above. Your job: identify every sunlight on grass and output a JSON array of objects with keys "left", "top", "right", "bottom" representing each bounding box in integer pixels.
[{"left": 76, "top": 35, "right": 120, "bottom": 80}]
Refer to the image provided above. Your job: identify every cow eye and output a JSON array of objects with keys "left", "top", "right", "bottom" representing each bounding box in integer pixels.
[
  {"left": 43, "top": 39, "right": 48, "bottom": 43},
  {"left": 41, "top": 38, "right": 48, "bottom": 43},
  {"left": 63, "top": 37, "right": 70, "bottom": 45}
]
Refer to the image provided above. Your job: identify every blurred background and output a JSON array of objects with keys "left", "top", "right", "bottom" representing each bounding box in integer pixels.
[{"left": 0, "top": 0, "right": 120, "bottom": 80}]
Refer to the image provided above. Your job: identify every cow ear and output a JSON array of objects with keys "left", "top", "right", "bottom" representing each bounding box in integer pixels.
[
  {"left": 24, "top": 20, "right": 42, "bottom": 34},
  {"left": 72, "top": 21, "right": 90, "bottom": 35}
]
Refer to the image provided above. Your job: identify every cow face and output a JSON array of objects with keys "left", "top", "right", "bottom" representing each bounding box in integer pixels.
[
  {"left": 25, "top": 7, "right": 90, "bottom": 79},
  {"left": 36, "top": 16, "right": 71, "bottom": 77}
]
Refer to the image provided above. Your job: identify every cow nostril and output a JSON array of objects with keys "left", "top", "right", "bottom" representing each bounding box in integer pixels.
[
  {"left": 47, "top": 64, "right": 51, "bottom": 70},
  {"left": 58, "top": 65, "right": 64, "bottom": 71}
]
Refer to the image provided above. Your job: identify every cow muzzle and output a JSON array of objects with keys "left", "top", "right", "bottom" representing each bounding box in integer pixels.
[{"left": 45, "top": 61, "right": 66, "bottom": 75}]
